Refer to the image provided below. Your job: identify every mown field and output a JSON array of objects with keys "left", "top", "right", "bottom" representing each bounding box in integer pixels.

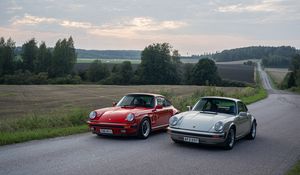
[
  {"left": 0, "top": 85, "right": 243, "bottom": 120},
  {"left": 265, "top": 68, "right": 290, "bottom": 85}
]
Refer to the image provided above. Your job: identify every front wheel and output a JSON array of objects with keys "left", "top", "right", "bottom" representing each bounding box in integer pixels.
[
  {"left": 223, "top": 128, "right": 235, "bottom": 150},
  {"left": 138, "top": 118, "right": 151, "bottom": 139},
  {"left": 247, "top": 122, "right": 256, "bottom": 140}
]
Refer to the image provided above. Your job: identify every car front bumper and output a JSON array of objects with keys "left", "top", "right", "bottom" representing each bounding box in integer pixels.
[
  {"left": 167, "top": 127, "right": 226, "bottom": 145},
  {"left": 87, "top": 121, "right": 138, "bottom": 136}
]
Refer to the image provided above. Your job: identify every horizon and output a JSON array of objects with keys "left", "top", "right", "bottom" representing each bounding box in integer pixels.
[{"left": 1, "top": 0, "right": 299, "bottom": 56}]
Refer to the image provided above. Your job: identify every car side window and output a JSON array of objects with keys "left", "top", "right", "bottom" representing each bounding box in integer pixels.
[
  {"left": 238, "top": 102, "right": 247, "bottom": 113},
  {"left": 156, "top": 97, "right": 164, "bottom": 106},
  {"left": 163, "top": 99, "right": 172, "bottom": 107}
]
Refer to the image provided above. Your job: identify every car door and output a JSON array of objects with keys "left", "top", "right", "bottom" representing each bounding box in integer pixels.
[
  {"left": 235, "top": 102, "right": 249, "bottom": 138},
  {"left": 154, "top": 97, "right": 173, "bottom": 127}
]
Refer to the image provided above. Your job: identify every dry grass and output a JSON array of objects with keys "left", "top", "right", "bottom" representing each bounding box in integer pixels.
[
  {"left": 265, "top": 68, "right": 290, "bottom": 85},
  {"left": 0, "top": 85, "right": 243, "bottom": 120}
]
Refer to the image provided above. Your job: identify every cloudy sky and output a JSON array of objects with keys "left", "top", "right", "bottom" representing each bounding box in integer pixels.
[{"left": 0, "top": 0, "right": 299, "bottom": 55}]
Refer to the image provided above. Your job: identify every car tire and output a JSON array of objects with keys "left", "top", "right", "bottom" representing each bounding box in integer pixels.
[
  {"left": 247, "top": 122, "right": 256, "bottom": 140},
  {"left": 223, "top": 128, "right": 235, "bottom": 150},
  {"left": 138, "top": 118, "right": 151, "bottom": 139}
]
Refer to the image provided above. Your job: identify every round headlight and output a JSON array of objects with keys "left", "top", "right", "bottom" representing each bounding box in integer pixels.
[
  {"left": 89, "top": 111, "right": 97, "bottom": 119},
  {"left": 126, "top": 113, "right": 135, "bottom": 121},
  {"left": 169, "top": 116, "right": 179, "bottom": 126},
  {"left": 214, "top": 121, "right": 224, "bottom": 132}
]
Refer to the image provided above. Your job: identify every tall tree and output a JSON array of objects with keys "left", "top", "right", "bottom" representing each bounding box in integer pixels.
[
  {"left": 139, "top": 43, "right": 181, "bottom": 84},
  {"left": 50, "top": 36, "right": 76, "bottom": 77},
  {"left": 22, "top": 38, "right": 38, "bottom": 72},
  {"left": 0, "top": 37, "right": 15, "bottom": 75},
  {"left": 191, "top": 58, "right": 221, "bottom": 85},
  {"left": 36, "top": 42, "right": 52, "bottom": 73}
]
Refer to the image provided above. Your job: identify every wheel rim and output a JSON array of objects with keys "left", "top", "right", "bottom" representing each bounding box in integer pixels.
[
  {"left": 142, "top": 120, "right": 150, "bottom": 137},
  {"left": 251, "top": 124, "right": 256, "bottom": 138},
  {"left": 229, "top": 130, "right": 235, "bottom": 147}
]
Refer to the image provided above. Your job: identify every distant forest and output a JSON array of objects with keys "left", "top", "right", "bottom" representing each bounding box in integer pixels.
[{"left": 212, "top": 46, "right": 299, "bottom": 68}]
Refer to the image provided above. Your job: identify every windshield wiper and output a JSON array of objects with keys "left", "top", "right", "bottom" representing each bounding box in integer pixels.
[{"left": 200, "top": 111, "right": 218, "bottom": 115}]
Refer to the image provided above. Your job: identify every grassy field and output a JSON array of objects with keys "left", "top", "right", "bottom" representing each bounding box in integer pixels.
[
  {"left": 0, "top": 85, "right": 267, "bottom": 145},
  {"left": 265, "top": 68, "right": 290, "bottom": 87}
]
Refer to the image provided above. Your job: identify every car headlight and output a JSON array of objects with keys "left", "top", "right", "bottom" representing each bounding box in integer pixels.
[
  {"left": 89, "top": 111, "right": 97, "bottom": 119},
  {"left": 169, "top": 116, "right": 179, "bottom": 126},
  {"left": 126, "top": 113, "right": 135, "bottom": 121},
  {"left": 214, "top": 121, "right": 224, "bottom": 132}
]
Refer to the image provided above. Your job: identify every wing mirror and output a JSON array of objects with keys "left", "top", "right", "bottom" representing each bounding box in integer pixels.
[
  {"left": 187, "top": 106, "right": 192, "bottom": 111},
  {"left": 239, "top": 112, "right": 247, "bottom": 117},
  {"left": 112, "top": 102, "right": 117, "bottom": 107},
  {"left": 155, "top": 105, "right": 163, "bottom": 110}
]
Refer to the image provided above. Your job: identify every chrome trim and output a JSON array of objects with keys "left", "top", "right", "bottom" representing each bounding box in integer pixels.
[{"left": 168, "top": 127, "right": 225, "bottom": 137}]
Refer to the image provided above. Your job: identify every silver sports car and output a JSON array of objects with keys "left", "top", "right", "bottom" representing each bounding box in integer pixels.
[{"left": 168, "top": 96, "right": 257, "bottom": 150}]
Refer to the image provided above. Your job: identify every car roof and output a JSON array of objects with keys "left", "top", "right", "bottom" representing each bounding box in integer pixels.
[
  {"left": 126, "top": 93, "right": 164, "bottom": 97},
  {"left": 202, "top": 96, "right": 241, "bottom": 102}
]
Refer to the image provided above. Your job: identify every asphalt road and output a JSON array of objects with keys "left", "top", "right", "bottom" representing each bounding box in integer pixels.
[{"left": 1, "top": 68, "right": 300, "bottom": 175}]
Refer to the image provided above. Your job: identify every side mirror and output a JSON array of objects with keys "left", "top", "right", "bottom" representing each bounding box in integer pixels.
[
  {"left": 112, "top": 102, "right": 117, "bottom": 107},
  {"left": 239, "top": 112, "right": 247, "bottom": 117},
  {"left": 187, "top": 106, "right": 192, "bottom": 111},
  {"left": 155, "top": 105, "right": 163, "bottom": 110}
]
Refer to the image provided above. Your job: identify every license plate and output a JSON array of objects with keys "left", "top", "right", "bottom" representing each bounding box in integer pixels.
[
  {"left": 183, "top": 137, "right": 199, "bottom": 143},
  {"left": 99, "top": 129, "right": 113, "bottom": 134}
]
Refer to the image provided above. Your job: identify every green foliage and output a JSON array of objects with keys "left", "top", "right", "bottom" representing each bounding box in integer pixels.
[
  {"left": 22, "top": 38, "right": 38, "bottom": 72},
  {"left": 1, "top": 70, "right": 48, "bottom": 84},
  {"left": 281, "top": 54, "right": 300, "bottom": 89},
  {"left": 191, "top": 58, "right": 221, "bottom": 85},
  {"left": 0, "top": 37, "right": 15, "bottom": 76},
  {"left": 139, "top": 43, "right": 181, "bottom": 84},
  {"left": 50, "top": 37, "right": 76, "bottom": 77},
  {"left": 102, "top": 61, "right": 134, "bottom": 84},
  {"left": 48, "top": 75, "right": 82, "bottom": 84},
  {"left": 35, "top": 42, "right": 52, "bottom": 73},
  {"left": 87, "top": 60, "right": 110, "bottom": 82},
  {"left": 213, "top": 46, "right": 297, "bottom": 66}
]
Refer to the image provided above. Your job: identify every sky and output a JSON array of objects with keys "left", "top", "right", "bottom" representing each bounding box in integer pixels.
[{"left": 0, "top": 0, "right": 299, "bottom": 55}]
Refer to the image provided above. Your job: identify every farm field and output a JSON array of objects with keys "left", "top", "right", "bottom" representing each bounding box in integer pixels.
[
  {"left": 265, "top": 68, "right": 289, "bottom": 85},
  {"left": 0, "top": 85, "right": 245, "bottom": 121}
]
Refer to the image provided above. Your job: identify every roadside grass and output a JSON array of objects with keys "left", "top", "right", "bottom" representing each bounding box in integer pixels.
[
  {"left": 286, "top": 160, "right": 300, "bottom": 175},
  {"left": 0, "top": 108, "right": 89, "bottom": 145}
]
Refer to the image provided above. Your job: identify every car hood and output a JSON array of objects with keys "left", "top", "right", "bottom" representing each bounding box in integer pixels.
[
  {"left": 176, "top": 111, "right": 231, "bottom": 132},
  {"left": 95, "top": 106, "right": 150, "bottom": 123}
]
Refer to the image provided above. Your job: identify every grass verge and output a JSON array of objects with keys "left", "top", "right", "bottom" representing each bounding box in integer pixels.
[
  {"left": 0, "top": 125, "right": 87, "bottom": 146},
  {"left": 286, "top": 160, "right": 300, "bottom": 175}
]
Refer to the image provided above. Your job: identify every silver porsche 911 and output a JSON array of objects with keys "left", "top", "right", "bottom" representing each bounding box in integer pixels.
[{"left": 167, "top": 96, "right": 257, "bottom": 150}]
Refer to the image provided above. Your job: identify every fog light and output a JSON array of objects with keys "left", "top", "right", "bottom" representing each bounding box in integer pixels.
[{"left": 121, "top": 129, "right": 126, "bottom": 133}]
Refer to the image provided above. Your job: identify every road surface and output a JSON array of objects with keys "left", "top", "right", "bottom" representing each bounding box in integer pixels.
[{"left": 0, "top": 67, "right": 300, "bottom": 175}]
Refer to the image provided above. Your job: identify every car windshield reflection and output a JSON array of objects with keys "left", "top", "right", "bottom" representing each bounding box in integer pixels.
[
  {"left": 117, "top": 95, "right": 155, "bottom": 108},
  {"left": 193, "top": 98, "right": 237, "bottom": 115}
]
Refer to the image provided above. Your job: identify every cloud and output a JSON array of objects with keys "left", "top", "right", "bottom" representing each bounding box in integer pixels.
[
  {"left": 11, "top": 14, "right": 187, "bottom": 38},
  {"left": 216, "top": 0, "right": 282, "bottom": 13}
]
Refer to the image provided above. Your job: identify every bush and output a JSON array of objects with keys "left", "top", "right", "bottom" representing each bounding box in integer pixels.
[{"left": 48, "top": 75, "right": 82, "bottom": 84}]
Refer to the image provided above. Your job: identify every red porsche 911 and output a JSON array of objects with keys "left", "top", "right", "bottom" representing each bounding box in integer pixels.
[{"left": 87, "top": 93, "right": 179, "bottom": 139}]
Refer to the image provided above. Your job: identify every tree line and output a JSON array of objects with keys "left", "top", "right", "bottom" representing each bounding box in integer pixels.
[
  {"left": 0, "top": 37, "right": 247, "bottom": 86},
  {"left": 212, "top": 46, "right": 298, "bottom": 68},
  {"left": 281, "top": 54, "right": 300, "bottom": 90}
]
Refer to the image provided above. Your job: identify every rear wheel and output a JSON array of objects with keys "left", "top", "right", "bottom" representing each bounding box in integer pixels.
[
  {"left": 224, "top": 128, "right": 235, "bottom": 150},
  {"left": 247, "top": 122, "right": 256, "bottom": 140},
  {"left": 138, "top": 118, "right": 151, "bottom": 139}
]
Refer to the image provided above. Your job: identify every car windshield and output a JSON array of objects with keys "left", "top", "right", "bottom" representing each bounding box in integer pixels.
[
  {"left": 116, "top": 95, "right": 155, "bottom": 108},
  {"left": 192, "top": 98, "right": 237, "bottom": 115}
]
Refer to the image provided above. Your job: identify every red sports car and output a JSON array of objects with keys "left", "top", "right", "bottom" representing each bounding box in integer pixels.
[{"left": 87, "top": 93, "right": 179, "bottom": 139}]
